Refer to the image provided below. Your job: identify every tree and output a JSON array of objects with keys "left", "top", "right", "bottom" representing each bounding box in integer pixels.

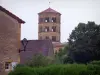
[
  {"left": 55, "top": 45, "right": 70, "bottom": 64},
  {"left": 67, "top": 21, "right": 100, "bottom": 63}
]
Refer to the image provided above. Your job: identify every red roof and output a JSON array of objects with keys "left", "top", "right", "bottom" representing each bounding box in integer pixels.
[
  {"left": 52, "top": 42, "right": 64, "bottom": 47},
  {"left": 0, "top": 6, "right": 25, "bottom": 23},
  {"left": 39, "top": 8, "right": 61, "bottom": 14}
]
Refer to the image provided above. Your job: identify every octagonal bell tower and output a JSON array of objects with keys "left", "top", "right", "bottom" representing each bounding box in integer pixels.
[{"left": 38, "top": 8, "right": 61, "bottom": 42}]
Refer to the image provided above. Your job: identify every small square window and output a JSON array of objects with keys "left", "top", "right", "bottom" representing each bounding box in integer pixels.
[{"left": 5, "top": 62, "right": 11, "bottom": 70}]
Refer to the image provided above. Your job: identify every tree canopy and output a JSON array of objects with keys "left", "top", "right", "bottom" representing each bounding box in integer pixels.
[{"left": 68, "top": 21, "right": 100, "bottom": 63}]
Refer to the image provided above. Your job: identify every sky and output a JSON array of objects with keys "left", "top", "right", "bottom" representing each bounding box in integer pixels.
[{"left": 0, "top": 0, "right": 100, "bottom": 42}]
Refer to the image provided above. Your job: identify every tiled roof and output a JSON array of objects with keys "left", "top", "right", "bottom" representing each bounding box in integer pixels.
[
  {"left": 0, "top": 6, "right": 25, "bottom": 23},
  {"left": 39, "top": 8, "right": 61, "bottom": 14},
  {"left": 20, "top": 39, "right": 54, "bottom": 64},
  {"left": 52, "top": 42, "right": 64, "bottom": 47}
]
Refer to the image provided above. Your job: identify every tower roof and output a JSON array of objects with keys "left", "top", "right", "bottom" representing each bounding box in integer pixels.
[{"left": 38, "top": 8, "right": 61, "bottom": 14}]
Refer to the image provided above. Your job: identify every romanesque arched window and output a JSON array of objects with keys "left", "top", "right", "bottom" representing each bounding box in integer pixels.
[
  {"left": 51, "top": 17, "right": 56, "bottom": 23},
  {"left": 45, "top": 17, "right": 49, "bottom": 22},
  {"left": 52, "top": 26, "right": 56, "bottom": 32},
  {"left": 45, "top": 27, "right": 49, "bottom": 32}
]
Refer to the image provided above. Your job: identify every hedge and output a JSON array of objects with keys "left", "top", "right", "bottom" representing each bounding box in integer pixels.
[{"left": 9, "top": 64, "right": 100, "bottom": 75}]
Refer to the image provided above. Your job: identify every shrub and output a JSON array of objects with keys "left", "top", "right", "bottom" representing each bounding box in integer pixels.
[
  {"left": 89, "top": 60, "right": 100, "bottom": 65},
  {"left": 8, "top": 66, "right": 33, "bottom": 75},
  {"left": 26, "top": 54, "right": 54, "bottom": 67},
  {"left": 9, "top": 63, "right": 100, "bottom": 75},
  {"left": 87, "top": 64, "right": 100, "bottom": 75},
  {"left": 8, "top": 64, "right": 87, "bottom": 75}
]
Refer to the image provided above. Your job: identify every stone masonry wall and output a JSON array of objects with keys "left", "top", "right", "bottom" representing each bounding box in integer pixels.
[{"left": 0, "top": 10, "right": 20, "bottom": 74}]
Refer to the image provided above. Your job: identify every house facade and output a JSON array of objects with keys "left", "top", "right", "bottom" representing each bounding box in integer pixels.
[{"left": 0, "top": 6, "right": 25, "bottom": 75}]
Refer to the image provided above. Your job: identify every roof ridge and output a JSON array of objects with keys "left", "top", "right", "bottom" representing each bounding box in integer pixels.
[
  {"left": 38, "top": 7, "right": 61, "bottom": 14},
  {"left": 0, "top": 6, "right": 25, "bottom": 23}
]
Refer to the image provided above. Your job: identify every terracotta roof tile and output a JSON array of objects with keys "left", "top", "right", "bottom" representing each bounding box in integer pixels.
[
  {"left": 52, "top": 42, "right": 64, "bottom": 47},
  {"left": 0, "top": 6, "right": 25, "bottom": 23}
]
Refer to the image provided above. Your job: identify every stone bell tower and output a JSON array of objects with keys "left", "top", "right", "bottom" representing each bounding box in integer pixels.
[{"left": 38, "top": 8, "right": 61, "bottom": 42}]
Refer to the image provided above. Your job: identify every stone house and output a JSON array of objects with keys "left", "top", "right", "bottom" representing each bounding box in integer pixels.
[{"left": 0, "top": 6, "right": 25, "bottom": 75}]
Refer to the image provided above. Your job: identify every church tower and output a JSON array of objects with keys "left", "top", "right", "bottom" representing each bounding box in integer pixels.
[{"left": 38, "top": 8, "right": 61, "bottom": 42}]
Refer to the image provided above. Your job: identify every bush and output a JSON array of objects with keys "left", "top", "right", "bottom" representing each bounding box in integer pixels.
[
  {"left": 8, "top": 66, "right": 33, "bottom": 75},
  {"left": 87, "top": 64, "right": 100, "bottom": 75},
  {"left": 63, "top": 56, "right": 74, "bottom": 64},
  {"left": 26, "top": 54, "right": 54, "bottom": 67},
  {"left": 8, "top": 64, "right": 87, "bottom": 75},
  {"left": 89, "top": 60, "right": 100, "bottom": 65},
  {"left": 9, "top": 63, "right": 100, "bottom": 75}
]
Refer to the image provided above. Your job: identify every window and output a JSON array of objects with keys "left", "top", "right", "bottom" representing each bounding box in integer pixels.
[
  {"left": 52, "top": 26, "right": 56, "bottom": 32},
  {"left": 5, "top": 62, "right": 11, "bottom": 70},
  {"left": 45, "top": 17, "right": 49, "bottom": 22},
  {"left": 52, "top": 36, "right": 56, "bottom": 41},
  {"left": 45, "top": 36, "right": 49, "bottom": 39},
  {"left": 45, "top": 27, "right": 49, "bottom": 32},
  {"left": 51, "top": 17, "right": 56, "bottom": 23}
]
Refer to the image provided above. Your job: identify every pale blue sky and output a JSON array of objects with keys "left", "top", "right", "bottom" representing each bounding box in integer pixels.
[{"left": 0, "top": 0, "right": 100, "bottom": 42}]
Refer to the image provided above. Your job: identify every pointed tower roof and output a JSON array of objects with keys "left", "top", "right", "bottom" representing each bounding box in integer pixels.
[{"left": 38, "top": 8, "right": 61, "bottom": 14}]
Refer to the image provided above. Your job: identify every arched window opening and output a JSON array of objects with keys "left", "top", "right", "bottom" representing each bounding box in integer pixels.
[
  {"left": 51, "top": 17, "right": 56, "bottom": 23},
  {"left": 45, "top": 27, "right": 49, "bottom": 32},
  {"left": 52, "top": 26, "right": 56, "bottom": 32},
  {"left": 45, "top": 17, "right": 49, "bottom": 22}
]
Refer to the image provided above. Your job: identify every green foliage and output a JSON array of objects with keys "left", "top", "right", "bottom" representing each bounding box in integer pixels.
[
  {"left": 63, "top": 56, "right": 74, "bottom": 64},
  {"left": 87, "top": 64, "right": 100, "bottom": 75},
  {"left": 9, "top": 64, "right": 100, "bottom": 75},
  {"left": 8, "top": 66, "right": 33, "bottom": 75},
  {"left": 89, "top": 60, "right": 100, "bottom": 65},
  {"left": 55, "top": 45, "right": 70, "bottom": 64},
  {"left": 67, "top": 21, "right": 100, "bottom": 63},
  {"left": 26, "top": 54, "right": 54, "bottom": 67},
  {"left": 55, "top": 48, "right": 64, "bottom": 64}
]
